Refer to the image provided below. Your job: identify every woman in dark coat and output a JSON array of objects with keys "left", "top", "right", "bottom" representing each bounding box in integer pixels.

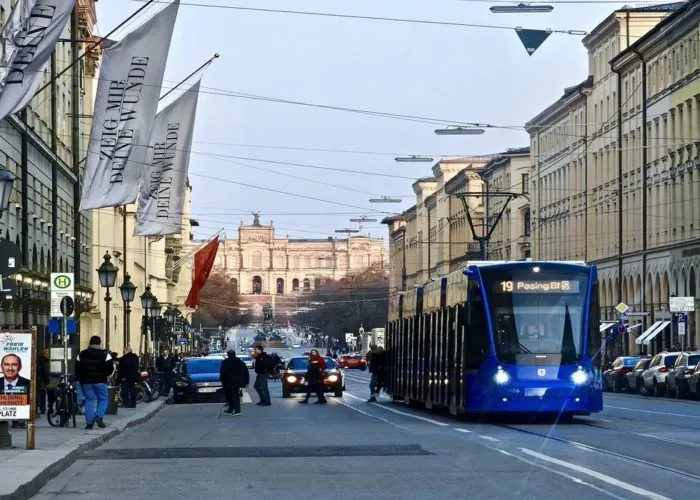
[{"left": 299, "top": 350, "right": 327, "bottom": 405}]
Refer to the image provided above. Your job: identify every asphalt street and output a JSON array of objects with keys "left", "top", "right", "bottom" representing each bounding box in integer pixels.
[{"left": 31, "top": 351, "right": 700, "bottom": 500}]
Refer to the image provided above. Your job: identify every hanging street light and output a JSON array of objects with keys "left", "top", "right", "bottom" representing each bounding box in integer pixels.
[
  {"left": 349, "top": 216, "right": 378, "bottom": 223},
  {"left": 490, "top": 3, "right": 554, "bottom": 14},
  {"left": 335, "top": 228, "right": 360, "bottom": 234},
  {"left": 434, "top": 126, "right": 485, "bottom": 135},
  {"left": 96, "top": 252, "right": 119, "bottom": 350},
  {"left": 394, "top": 155, "right": 434, "bottom": 163},
  {"left": 369, "top": 196, "right": 402, "bottom": 203}
]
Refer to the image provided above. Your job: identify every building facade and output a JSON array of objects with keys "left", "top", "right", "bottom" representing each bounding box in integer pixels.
[
  {"left": 383, "top": 157, "right": 490, "bottom": 291},
  {"left": 0, "top": 1, "right": 97, "bottom": 348},
  {"left": 214, "top": 215, "right": 386, "bottom": 297},
  {"left": 480, "top": 148, "right": 532, "bottom": 261},
  {"left": 527, "top": 1, "right": 700, "bottom": 355}
]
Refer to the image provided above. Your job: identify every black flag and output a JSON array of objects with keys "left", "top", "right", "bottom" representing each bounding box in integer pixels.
[{"left": 515, "top": 28, "right": 551, "bottom": 56}]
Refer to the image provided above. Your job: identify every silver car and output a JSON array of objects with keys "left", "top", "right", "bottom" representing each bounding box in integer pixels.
[{"left": 640, "top": 351, "right": 682, "bottom": 396}]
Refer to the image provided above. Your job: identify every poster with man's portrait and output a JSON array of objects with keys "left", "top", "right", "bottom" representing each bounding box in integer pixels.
[{"left": 0, "top": 332, "right": 33, "bottom": 420}]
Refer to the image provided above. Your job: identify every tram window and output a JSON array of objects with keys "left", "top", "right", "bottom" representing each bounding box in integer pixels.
[
  {"left": 588, "top": 281, "right": 601, "bottom": 365},
  {"left": 465, "top": 282, "right": 490, "bottom": 369}
]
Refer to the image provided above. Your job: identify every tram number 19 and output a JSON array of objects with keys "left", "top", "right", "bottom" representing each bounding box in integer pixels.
[{"left": 500, "top": 281, "right": 514, "bottom": 292}]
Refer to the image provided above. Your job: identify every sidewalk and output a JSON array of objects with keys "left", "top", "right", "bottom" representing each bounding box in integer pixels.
[{"left": 0, "top": 400, "right": 166, "bottom": 500}]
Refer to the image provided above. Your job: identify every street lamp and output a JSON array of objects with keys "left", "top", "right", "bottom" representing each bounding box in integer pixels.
[
  {"left": 97, "top": 252, "right": 119, "bottom": 350},
  {"left": 394, "top": 155, "right": 433, "bottom": 163},
  {"left": 369, "top": 196, "right": 401, "bottom": 203},
  {"left": 349, "top": 217, "right": 378, "bottom": 223},
  {"left": 335, "top": 228, "right": 360, "bottom": 234},
  {"left": 434, "top": 126, "right": 485, "bottom": 135},
  {"left": 150, "top": 299, "right": 162, "bottom": 355},
  {"left": 119, "top": 273, "right": 136, "bottom": 347},
  {"left": 489, "top": 4, "right": 554, "bottom": 14},
  {"left": 0, "top": 168, "right": 15, "bottom": 217},
  {"left": 140, "top": 285, "right": 155, "bottom": 357}
]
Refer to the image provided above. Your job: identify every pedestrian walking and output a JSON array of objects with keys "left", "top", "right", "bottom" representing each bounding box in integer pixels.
[
  {"left": 36, "top": 348, "right": 50, "bottom": 415},
  {"left": 252, "top": 345, "right": 273, "bottom": 406},
  {"left": 219, "top": 349, "right": 249, "bottom": 416},
  {"left": 75, "top": 336, "right": 114, "bottom": 430},
  {"left": 299, "top": 349, "right": 327, "bottom": 404},
  {"left": 117, "top": 346, "right": 140, "bottom": 408},
  {"left": 367, "top": 346, "right": 385, "bottom": 402},
  {"left": 156, "top": 348, "right": 176, "bottom": 397}
]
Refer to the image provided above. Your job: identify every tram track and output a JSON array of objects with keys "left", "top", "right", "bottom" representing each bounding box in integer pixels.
[{"left": 494, "top": 423, "right": 700, "bottom": 484}]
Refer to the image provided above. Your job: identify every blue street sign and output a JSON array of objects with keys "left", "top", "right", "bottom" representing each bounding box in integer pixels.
[
  {"left": 178, "top": 338, "right": 188, "bottom": 345},
  {"left": 67, "top": 319, "right": 77, "bottom": 334},
  {"left": 48, "top": 319, "right": 60, "bottom": 335}
]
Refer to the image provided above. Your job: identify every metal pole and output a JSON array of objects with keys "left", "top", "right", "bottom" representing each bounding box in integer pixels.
[
  {"left": 159, "top": 53, "right": 219, "bottom": 102},
  {"left": 105, "top": 288, "right": 111, "bottom": 350},
  {"left": 26, "top": 327, "right": 38, "bottom": 450},
  {"left": 63, "top": 314, "right": 68, "bottom": 375},
  {"left": 153, "top": 317, "right": 158, "bottom": 357},
  {"left": 125, "top": 304, "right": 131, "bottom": 347},
  {"left": 123, "top": 207, "right": 128, "bottom": 347}
]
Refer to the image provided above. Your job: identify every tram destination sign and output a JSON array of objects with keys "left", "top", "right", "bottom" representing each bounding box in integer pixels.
[{"left": 495, "top": 280, "right": 580, "bottom": 294}]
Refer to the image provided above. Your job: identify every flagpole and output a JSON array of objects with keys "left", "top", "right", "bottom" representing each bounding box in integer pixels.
[
  {"left": 171, "top": 229, "right": 224, "bottom": 272},
  {"left": 33, "top": 0, "right": 158, "bottom": 99},
  {"left": 159, "top": 53, "right": 219, "bottom": 102}
]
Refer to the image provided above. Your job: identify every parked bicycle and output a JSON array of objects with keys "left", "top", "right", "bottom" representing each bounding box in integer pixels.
[{"left": 47, "top": 374, "right": 79, "bottom": 428}]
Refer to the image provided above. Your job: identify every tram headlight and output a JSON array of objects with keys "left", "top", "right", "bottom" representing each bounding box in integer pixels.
[
  {"left": 571, "top": 368, "right": 588, "bottom": 385},
  {"left": 494, "top": 368, "right": 510, "bottom": 385}
]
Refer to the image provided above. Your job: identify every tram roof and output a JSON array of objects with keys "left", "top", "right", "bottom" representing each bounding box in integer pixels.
[{"left": 464, "top": 260, "right": 587, "bottom": 268}]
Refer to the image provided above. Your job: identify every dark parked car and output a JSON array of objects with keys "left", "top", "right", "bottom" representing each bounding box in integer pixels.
[
  {"left": 666, "top": 352, "right": 700, "bottom": 398},
  {"left": 603, "top": 356, "right": 640, "bottom": 392},
  {"left": 172, "top": 357, "right": 225, "bottom": 404},
  {"left": 282, "top": 357, "right": 344, "bottom": 398},
  {"left": 625, "top": 357, "right": 652, "bottom": 393}
]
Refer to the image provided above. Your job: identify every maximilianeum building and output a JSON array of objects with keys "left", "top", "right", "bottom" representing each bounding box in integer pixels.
[
  {"left": 526, "top": 1, "right": 700, "bottom": 356},
  {"left": 210, "top": 216, "right": 386, "bottom": 317},
  {"left": 0, "top": 1, "right": 98, "bottom": 345}
]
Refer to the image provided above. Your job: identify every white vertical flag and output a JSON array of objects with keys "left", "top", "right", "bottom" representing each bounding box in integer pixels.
[
  {"left": 0, "top": 0, "right": 76, "bottom": 120},
  {"left": 79, "top": 0, "right": 180, "bottom": 211},
  {"left": 135, "top": 79, "right": 201, "bottom": 236}
]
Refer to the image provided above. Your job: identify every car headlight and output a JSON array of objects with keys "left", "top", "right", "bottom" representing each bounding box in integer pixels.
[
  {"left": 175, "top": 381, "right": 189, "bottom": 387},
  {"left": 571, "top": 368, "right": 588, "bottom": 385},
  {"left": 286, "top": 375, "right": 297, "bottom": 383},
  {"left": 494, "top": 368, "right": 510, "bottom": 385},
  {"left": 327, "top": 374, "right": 339, "bottom": 382}
]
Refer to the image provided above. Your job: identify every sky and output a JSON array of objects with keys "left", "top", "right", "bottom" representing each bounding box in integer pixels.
[{"left": 94, "top": 0, "right": 660, "bottom": 242}]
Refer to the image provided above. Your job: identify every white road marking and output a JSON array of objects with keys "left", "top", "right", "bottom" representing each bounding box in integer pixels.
[
  {"left": 520, "top": 448, "right": 671, "bottom": 500},
  {"left": 344, "top": 392, "right": 450, "bottom": 426},
  {"left": 636, "top": 433, "right": 700, "bottom": 449},
  {"left": 454, "top": 428, "right": 472, "bottom": 434},
  {"left": 478, "top": 435, "right": 500, "bottom": 442},
  {"left": 605, "top": 405, "right": 700, "bottom": 419},
  {"left": 334, "top": 399, "right": 410, "bottom": 431}
]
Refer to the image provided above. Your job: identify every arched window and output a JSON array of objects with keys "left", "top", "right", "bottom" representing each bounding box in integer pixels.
[
  {"left": 231, "top": 278, "right": 238, "bottom": 294},
  {"left": 252, "top": 276, "right": 262, "bottom": 294},
  {"left": 252, "top": 251, "right": 262, "bottom": 269},
  {"left": 292, "top": 278, "right": 299, "bottom": 291},
  {"left": 314, "top": 278, "right": 321, "bottom": 289},
  {"left": 276, "top": 278, "right": 284, "bottom": 295},
  {"left": 32, "top": 244, "right": 38, "bottom": 271},
  {"left": 303, "top": 278, "right": 311, "bottom": 291}
]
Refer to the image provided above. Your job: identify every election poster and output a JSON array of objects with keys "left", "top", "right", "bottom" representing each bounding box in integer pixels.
[{"left": 0, "top": 331, "right": 32, "bottom": 420}]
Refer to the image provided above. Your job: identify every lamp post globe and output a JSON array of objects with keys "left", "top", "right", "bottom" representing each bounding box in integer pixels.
[
  {"left": 150, "top": 300, "right": 162, "bottom": 319},
  {"left": 140, "top": 284, "right": 155, "bottom": 310},
  {"left": 0, "top": 168, "right": 15, "bottom": 215},
  {"left": 119, "top": 273, "right": 137, "bottom": 303},
  {"left": 97, "top": 252, "right": 118, "bottom": 288}
]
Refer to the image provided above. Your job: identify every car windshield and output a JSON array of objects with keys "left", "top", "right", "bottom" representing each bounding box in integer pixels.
[
  {"left": 622, "top": 358, "right": 638, "bottom": 366},
  {"left": 687, "top": 354, "right": 700, "bottom": 366},
  {"left": 481, "top": 268, "right": 589, "bottom": 365},
  {"left": 635, "top": 358, "right": 651, "bottom": 370},
  {"left": 186, "top": 359, "right": 222, "bottom": 374},
  {"left": 287, "top": 357, "right": 335, "bottom": 370},
  {"left": 663, "top": 355, "right": 679, "bottom": 367}
]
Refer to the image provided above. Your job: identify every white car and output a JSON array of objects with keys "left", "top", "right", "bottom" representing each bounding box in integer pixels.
[
  {"left": 292, "top": 343, "right": 301, "bottom": 349},
  {"left": 240, "top": 355, "right": 254, "bottom": 369}
]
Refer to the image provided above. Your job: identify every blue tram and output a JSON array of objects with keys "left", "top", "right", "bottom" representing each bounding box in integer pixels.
[{"left": 385, "top": 260, "right": 603, "bottom": 416}]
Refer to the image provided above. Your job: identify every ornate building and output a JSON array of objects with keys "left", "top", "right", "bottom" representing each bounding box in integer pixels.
[{"left": 214, "top": 215, "right": 386, "bottom": 297}]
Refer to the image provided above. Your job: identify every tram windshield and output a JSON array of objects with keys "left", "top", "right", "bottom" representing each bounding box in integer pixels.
[{"left": 481, "top": 268, "right": 590, "bottom": 365}]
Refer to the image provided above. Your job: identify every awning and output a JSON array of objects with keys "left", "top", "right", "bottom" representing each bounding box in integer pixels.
[
  {"left": 600, "top": 322, "right": 616, "bottom": 333},
  {"left": 635, "top": 321, "right": 671, "bottom": 345}
]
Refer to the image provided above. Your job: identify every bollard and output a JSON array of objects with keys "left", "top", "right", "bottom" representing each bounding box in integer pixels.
[{"left": 105, "top": 385, "right": 118, "bottom": 415}]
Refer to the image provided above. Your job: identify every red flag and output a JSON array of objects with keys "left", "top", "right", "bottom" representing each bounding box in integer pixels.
[{"left": 185, "top": 236, "right": 220, "bottom": 308}]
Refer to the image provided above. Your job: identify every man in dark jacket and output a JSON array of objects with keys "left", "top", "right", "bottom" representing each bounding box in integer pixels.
[
  {"left": 36, "top": 349, "right": 51, "bottom": 414},
  {"left": 118, "top": 346, "right": 140, "bottom": 408},
  {"left": 252, "top": 345, "right": 273, "bottom": 406},
  {"left": 75, "top": 336, "right": 114, "bottom": 430},
  {"left": 156, "top": 349, "right": 176, "bottom": 397},
  {"left": 367, "top": 346, "right": 385, "bottom": 402},
  {"left": 219, "top": 350, "right": 249, "bottom": 415}
]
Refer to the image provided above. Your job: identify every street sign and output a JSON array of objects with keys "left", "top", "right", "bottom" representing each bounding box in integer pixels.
[
  {"left": 670, "top": 296, "right": 695, "bottom": 313},
  {"left": 677, "top": 313, "right": 688, "bottom": 336},
  {"left": 60, "top": 296, "right": 75, "bottom": 317},
  {"left": 50, "top": 272, "right": 74, "bottom": 317},
  {"left": 626, "top": 311, "right": 650, "bottom": 316},
  {"left": 178, "top": 338, "right": 188, "bottom": 345},
  {"left": 617, "top": 324, "right": 626, "bottom": 334},
  {"left": 614, "top": 302, "right": 629, "bottom": 314}
]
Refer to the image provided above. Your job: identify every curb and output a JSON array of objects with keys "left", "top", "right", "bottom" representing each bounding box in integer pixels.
[{"left": 1, "top": 401, "right": 166, "bottom": 500}]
